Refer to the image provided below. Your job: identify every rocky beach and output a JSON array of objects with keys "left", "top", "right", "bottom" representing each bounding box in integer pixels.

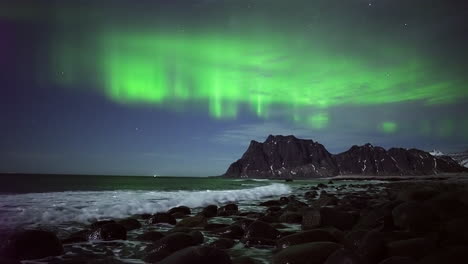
[{"left": 2, "top": 176, "right": 468, "bottom": 264}]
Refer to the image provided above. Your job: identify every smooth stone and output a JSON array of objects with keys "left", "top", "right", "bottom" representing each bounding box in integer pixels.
[
  {"left": 149, "top": 213, "right": 177, "bottom": 225},
  {"left": 88, "top": 223, "right": 127, "bottom": 241},
  {"left": 117, "top": 218, "right": 141, "bottom": 230},
  {"left": 2, "top": 230, "right": 64, "bottom": 260},
  {"left": 158, "top": 246, "right": 232, "bottom": 264},
  {"left": 272, "top": 242, "right": 342, "bottom": 264},
  {"left": 277, "top": 229, "right": 338, "bottom": 249}
]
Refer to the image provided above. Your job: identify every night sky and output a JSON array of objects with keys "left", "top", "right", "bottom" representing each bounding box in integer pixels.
[{"left": 1, "top": 0, "right": 467, "bottom": 176}]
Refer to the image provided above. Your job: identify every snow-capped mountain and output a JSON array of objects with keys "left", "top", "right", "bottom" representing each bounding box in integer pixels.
[
  {"left": 429, "top": 149, "right": 444, "bottom": 156},
  {"left": 448, "top": 150, "right": 468, "bottom": 168}
]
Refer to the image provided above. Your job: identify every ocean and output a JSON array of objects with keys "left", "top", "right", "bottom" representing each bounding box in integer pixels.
[{"left": 0, "top": 174, "right": 375, "bottom": 263}]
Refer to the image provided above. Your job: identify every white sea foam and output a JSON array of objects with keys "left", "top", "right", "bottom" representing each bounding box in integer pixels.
[{"left": 0, "top": 184, "right": 290, "bottom": 228}]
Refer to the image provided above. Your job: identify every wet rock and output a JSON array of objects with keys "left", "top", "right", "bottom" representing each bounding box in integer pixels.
[
  {"left": 320, "top": 207, "right": 359, "bottom": 231},
  {"left": 278, "top": 212, "right": 302, "bottom": 223},
  {"left": 392, "top": 201, "right": 438, "bottom": 233},
  {"left": 201, "top": 205, "right": 218, "bottom": 217},
  {"left": 158, "top": 246, "right": 232, "bottom": 264},
  {"left": 167, "top": 206, "right": 191, "bottom": 216},
  {"left": 136, "top": 231, "right": 165, "bottom": 242},
  {"left": 302, "top": 208, "right": 321, "bottom": 230},
  {"left": 266, "top": 206, "right": 282, "bottom": 213},
  {"left": 61, "top": 230, "right": 90, "bottom": 244},
  {"left": 396, "top": 187, "right": 439, "bottom": 202},
  {"left": 441, "top": 217, "right": 468, "bottom": 245},
  {"left": 232, "top": 256, "right": 258, "bottom": 264},
  {"left": 272, "top": 241, "right": 342, "bottom": 264},
  {"left": 324, "top": 248, "right": 363, "bottom": 264},
  {"left": 357, "top": 230, "right": 386, "bottom": 264},
  {"left": 343, "top": 230, "right": 367, "bottom": 252},
  {"left": 258, "top": 215, "right": 279, "bottom": 223},
  {"left": 305, "top": 191, "right": 318, "bottom": 199},
  {"left": 149, "top": 213, "right": 177, "bottom": 225},
  {"left": 279, "top": 197, "right": 290, "bottom": 205},
  {"left": 424, "top": 192, "right": 468, "bottom": 221},
  {"left": 378, "top": 256, "right": 416, "bottom": 264},
  {"left": 386, "top": 237, "right": 436, "bottom": 260},
  {"left": 90, "top": 220, "right": 116, "bottom": 229},
  {"left": 418, "top": 245, "right": 467, "bottom": 264},
  {"left": 232, "top": 218, "right": 255, "bottom": 231},
  {"left": 243, "top": 221, "right": 281, "bottom": 240},
  {"left": 328, "top": 180, "right": 334, "bottom": 184},
  {"left": 218, "top": 203, "right": 239, "bottom": 216},
  {"left": 204, "top": 223, "right": 230, "bottom": 231},
  {"left": 144, "top": 232, "right": 198, "bottom": 263},
  {"left": 117, "top": 218, "right": 141, "bottom": 231},
  {"left": 2, "top": 230, "right": 64, "bottom": 260},
  {"left": 318, "top": 183, "right": 328, "bottom": 188},
  {"left": 189, "top": 230, "right": 204, "bottom": 244},
  {"left": 171, "top": 212, "right": 187, "bottom": 219},
  {"left": 311, "top": 194, "right": 339, "bottom": 208},
  {"left": 277, "top": 229, "right": 338, "bottom": 249},
  {"left": 213, "top": 224, "right": 244, "bottom": 239},
  {"left": 88, "top": 223, "right": 127, "bottom": 241},
  {"left": 176, "top": 214, "right": 207, "bottom": 228},
  {"left": 243, "top": 237, "right": 276, "bottom": 248},
  {"left": 259, "top": 200, "right": 282, "bottom": 207},
  {"left": 210, "top": 238, "right": 235, "bottom": 249}
]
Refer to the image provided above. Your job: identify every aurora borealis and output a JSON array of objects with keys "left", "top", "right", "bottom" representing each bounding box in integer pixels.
[{"left": 1, "top": 0, "right": 467, "bottom": 175}]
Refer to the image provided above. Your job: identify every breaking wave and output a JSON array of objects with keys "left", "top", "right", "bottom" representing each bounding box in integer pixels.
[{"left": 0, "top": 184, "right": 290, "bottom": 228}]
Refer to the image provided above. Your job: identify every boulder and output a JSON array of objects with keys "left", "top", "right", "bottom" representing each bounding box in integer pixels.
[
  {"left": 278, "top": 212, "right": 303, "bottom": 224},
  {"left": 277, "top": 229, "right": 338, "bottom": 249},
  {"left": 418, "top": 245, "right": 467, "bottom": 264},
  {"left": 232, "top": 256, "right": 258, "bottom": 264},
  {"left": 392, "top": 201, "right": 438, "bottom": 233},
  {"left": 210, "top": 238, "right": 235, "bottom": 249},
  {"left": 272, "top": 242, "right": 342, "bottom": 264},
  {"left": 117, "top": 218, "right": 141, "bottom": 230},
  {"left": 324, "top": 248, "right": 363, "bottom": 264},
  {"left": 243, "top": 221, "right": 281, "bottom": 241},
  {"left": 90, "top": 220, "right": 116, "bottom": 229},
  {"left": 1, "top": 230, "right": 64, "bottom": 260},
  {"left": 189, "top": 230, "right": 204, "bottom": 244},
  {"left": 88, "top": 223, "right": 127, "bottom": 241},
  {"left": 378, "top": 256, "right": 416, "bottom": 264},
  {"left": 136, "top": 231, "right": 165, "bottom": 242},
  {"left": 386, "top": 237, "right": 436, "bottom": 260},
  {"left": 259, "top": 200, "right": 282, "bottom": 207},
  {"left": 176, "top": 215, "right": 207, "bottom": 228},
  {"left": 201, "top": 205, "right": 218, "bottom": 217},
  {"left": 204, "top": 223, "right": 230, "bottom": 231},
  {"left": 320, "top": 207, "right": 359, "bottom": 230},
  {"left": 357, "top": 230, "right": 386, "bottom": 264},
  {"left": 302, "top": 209, "right": 321, "bottom": 230},
  {"left": 149, "top": 213, "right": 177, "bottom": 225},
  {"left": 168, "top": 206, "right": 191, "bottom": 216},
  {"left": 243, "top": 237, "right": 276, "bottom": 248},
  {"left": 158, "top": 246, "right": 232, "bottom": 264},
  {"left": 214, "top": 224, "right": 244, "bottom": 239},
  {"left": 144, "top": 232, "right": 198, "bottom": 263}
]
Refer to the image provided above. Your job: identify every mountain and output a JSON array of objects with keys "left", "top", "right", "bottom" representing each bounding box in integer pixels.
[
  {"left": 446, "top": 150, "right": 468, "bottom": 168},
  {"left": 429, "top": 149, "right": 444, "bottom": 156},
  {"left": 224, "top": 135, "right": 339, "bottom": 178},
  {"left": 223, "top": 135, "right": 468, "bottom": 178}
]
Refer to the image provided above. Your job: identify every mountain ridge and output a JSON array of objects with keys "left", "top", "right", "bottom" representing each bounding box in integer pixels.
[{"left": 223, "top": 135, "right": 468, "bottom": 178}]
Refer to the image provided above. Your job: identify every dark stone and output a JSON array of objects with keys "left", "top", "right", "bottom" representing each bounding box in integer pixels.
[
  {"left": 136, "top": 231, "right": 165, "bottom": 242},
  {"left": 61, "top": 230, "right": 90, "bottom": 244},
  {"left": 90, "top": 220, "right": 116, "bottom": 229},
  {"left": 243, "top": 237, "right": 276, "bottom": 248},
  {"left": 324, "top": 248, "right": 363, "bottom": 264},
  {"left": 201, "top": 205, "right": 218, "bottom": 217},
  {"left": 266, "top": 206, "right": 282, "bottom": 213},
  {"left": 378, "top": 257, "right": 416, "bottom": 264},
  {"left": 204, "top": 223, "right": 230, "bottom": 231},
  {"left": 258, "top": 215, "right": 279, "bottom": 223},
  {"left": 318, "top": 183, "right": 328, "bottom": 188},
  {"left": 144, "top": 232, "right": 198, "bottom": 263},
  {"left": 167, "top": 206, "right": 191, "bottom": 216},
  {"left": 88, "top": 223, "right": 127, "bottom": 241},
  {"left": 158, "top": 246, "right": 232, "bottom": 264},
  {"left": 310, "top": 194, "right": 339, "bottom": 208},
  {"left": 441, "top": 217, "right": 468, "bottom": 245},
  {"left": 272, "top": 242, "right": 342, "bottom": 264},
  {"left": 213, "top": 225, "right": 244, "bottom": 239},
  {"left": 279, "top": 197, "right": 290, "bottom": 204},
  {"left": 279, "top": 212, "right": 302, "bottom": 224},
  {"left": 189, "top": 230, "right": 204, "bottom": 244},
  {"left": 243, "top": 221, "right": 281, "bottom": 240},
  {"left": 277, "top": 229, "right": 338, "bottom": 249},
  {"left": 392, "top": 201, "right": 438, "bottom": 233},
  {"left": 232, "top": 218, "right": 256, "bottom": 231},
  {"left": 117, "top": 218, "right": 141, "bottom": 231},
  {"left": 232, "top": 256, "right": 258, "bottom": 264},
  {"left": 175, "top": 215, "right": 207, "bottom": 228},
  {"left": 259, "top": 200, "right": 282, "bottom": 207},
  {"left": 149, "top": 213, "right": 177, "bottom": 225},
  {"left": 386, "top": 237, "right": 436, "bottom": 260},
  {"left": 320, "top": 207, "right": 359, "bottom": 231},
  {"left": 418, "top": 245, "right": 467, "bottom": 264},
  {"left": 343, "top": 230, "right": 367, "bottom": 252},
  {"left": 210, "top": 238, "right": 235, "bottom": 249},
  {"left": 357, "top": 230, "right": 386, "bottom": 264},
  {"left": 302, "top": 209, "right": 321, "bottom": 230},
  {"left": 2, "top": 230, "right": 64, "bottom": 260}
]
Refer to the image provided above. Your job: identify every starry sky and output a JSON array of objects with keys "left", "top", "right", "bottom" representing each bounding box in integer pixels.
[{"left": 1, "top": 0, "right": 467, "bottom": 176}]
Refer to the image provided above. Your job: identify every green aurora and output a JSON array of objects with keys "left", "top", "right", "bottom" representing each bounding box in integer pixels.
[{"left": 4, "top": 0, "right": 467, "bottom": 136}]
